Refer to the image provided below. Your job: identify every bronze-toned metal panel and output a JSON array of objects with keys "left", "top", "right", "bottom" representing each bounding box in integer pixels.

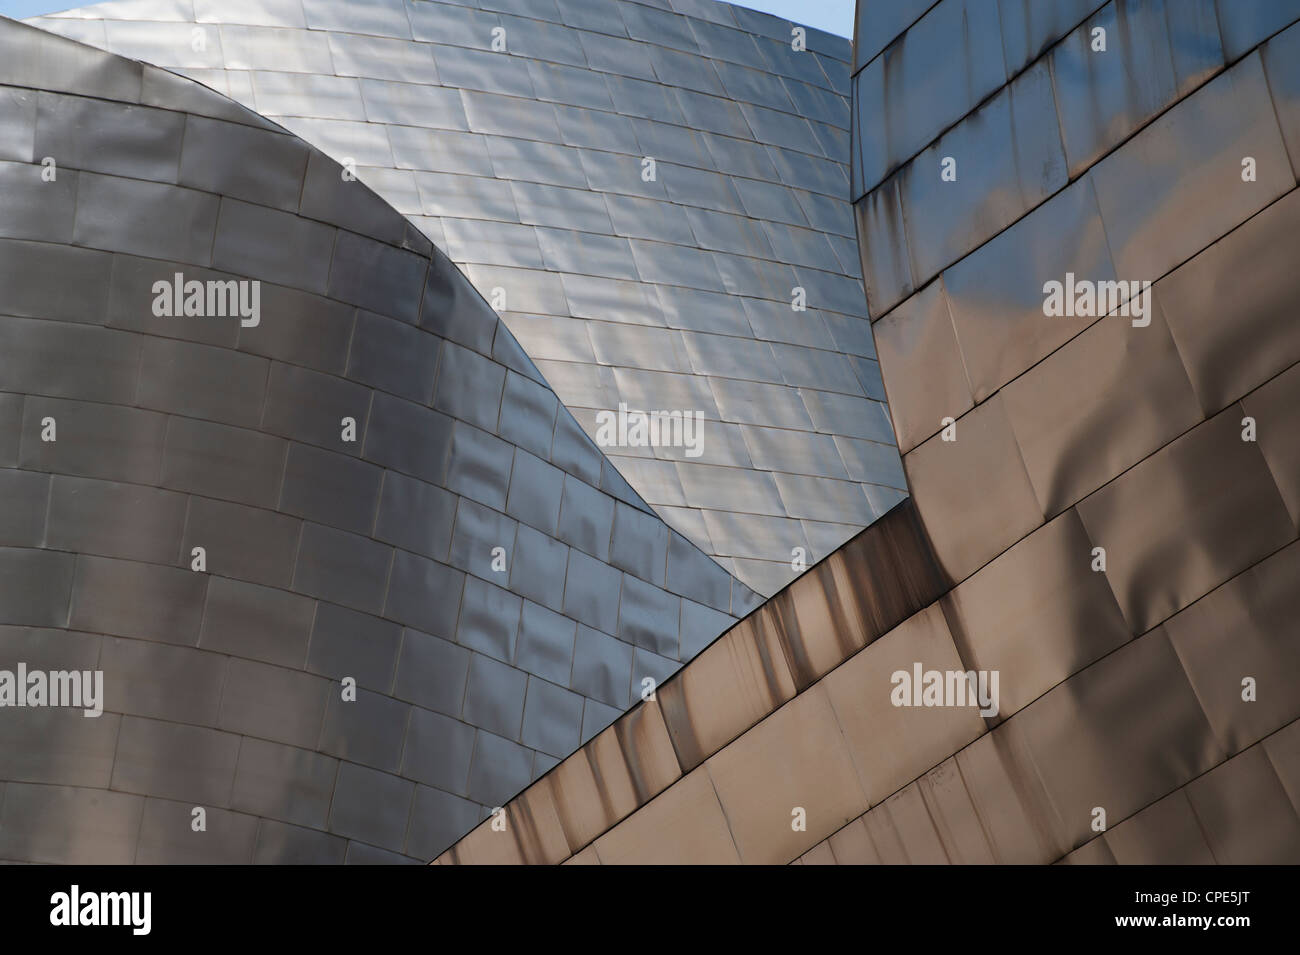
[
  {"left": 592, "top": 766, "right": 741, "bottom": 865},
  {"left": 1002, "top": 297, "right": 1203, "bottom": 517},
  {"left": 1017, "top": 630, "right": 1224, "bottom": 850},
  {"left": 943, "top": 178, "right": 1116, "bottom": 403},
  {"left": 1185, "top": 744, "right": 1300, "bottom": 864},
  {"left": 824, "top": 604, "right": 985, "bottom": 807},
  {"left": 1165, "top": 540, "right": 1300, "bottom": 754},
  {"left": 873, "top": 278, "right": 974, "bottom": 455},
  {"left": 941, "top": 509, "right": 1132, "bottom": 719},
  {"left": 904, "top": 393, "right": 1043, "bottom": 585},
  {"left": 1103, "top": 789, "right": 1216, "bottom": 865},
  {"left": 1075, "top": 403, "right": 1294, "bottom": 633},
  {"left": 1241, "top": 360, "right": 1300, "bottom": 530},
  {"left": 705, "top": 684, "right": 868, "bottom": 864},
  {"left": 1159, "top": 189, "right": 1300, "bottom": 415},
  {"left": 657, "top": 611, "right": 798, "bottom": 773},
  {"left": 954, "top": 717, "right": 1071, "bottom": 863}
]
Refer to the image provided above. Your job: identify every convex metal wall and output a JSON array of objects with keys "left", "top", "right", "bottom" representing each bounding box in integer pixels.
[{"left": 0, "top": 14, "right": 753, "bottom": 864}]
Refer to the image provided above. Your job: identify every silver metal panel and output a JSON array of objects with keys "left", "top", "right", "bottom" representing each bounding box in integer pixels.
[
  {"left": 46, "top": 476, "right": 184, "bottom": 566},
  {"left": 900, "top": 60, "right": 1066, "bottom": 288},
  {"left": 520, "top": 676, "right": 585, "bottom": 757},
  {"left": 75, "top": 172, "right": 220, "bottom": 266},
  {"left": 509, "top": 523, "right": 569, "bottom": 612},
  {"left": 329, "top": 762, "right": 414, "bottom": 852},
  {"left": 466, "top": 729, "right": 534, "bottom": 805},
  {"left": 34, "top": 91, "right": 184, "bottom": 182},
  {"left": 570, "top": 624, "right": 634, "bottom": 708},
  {"left": 1216, "top": 0, "right": 1300, "bottom": 60},
  {"left": 393, "top": 627, "right": 470, "bottom": 717},
  {"left": 308, "top": 601, "right": 403, "bottom": 694},
  {"left": 1089, "top": 53, "right": 1292, "bottom": 281},
  {"left": 385, "top": 550, "right": 466, "bottom": 640},
  {"left": 21, "top": 397, "right": 168, "bottom": 487}
]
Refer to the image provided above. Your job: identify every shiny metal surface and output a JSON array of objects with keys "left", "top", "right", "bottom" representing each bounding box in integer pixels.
[
  {"left": 439, "top": 0, "right": 1300, "bottom": 865},
  {"left": 39, "top": 0, "right": 904, "bottom": 597},
  {"left": 0, "top": 11, "right": 765, "bottom": 864}
]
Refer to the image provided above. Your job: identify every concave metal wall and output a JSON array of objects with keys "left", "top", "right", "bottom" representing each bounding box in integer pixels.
[
  {"left": 31, "top": 0, "right": 907, "bottom": 597},
  {"left": 440, "top": 0, "right": 1300, "bottom": 864},
  {"left": 0, "top": 14, "right": 755, "bottom": 863}
]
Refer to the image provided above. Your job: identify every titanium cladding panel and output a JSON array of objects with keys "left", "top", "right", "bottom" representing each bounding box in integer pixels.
[
  {"left": 33, "top": 0, "right": 907, "bottom": 598},
  {"left": 437, "top": 0, "right": 1300, "bottom": 864},
  {"left": 0, "top": 13, "right": 764, "bottom": 864}
]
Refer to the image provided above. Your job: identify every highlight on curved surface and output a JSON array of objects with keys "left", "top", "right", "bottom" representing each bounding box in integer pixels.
[
  {"left": 29, "top": 0, "right": 907, "bottom": 597},
  {"left": 0, "top": 12, "right": 758, "bottom": 863},
  {"left": 439, "top": 0, "right": 1300, "bottom": 865}
]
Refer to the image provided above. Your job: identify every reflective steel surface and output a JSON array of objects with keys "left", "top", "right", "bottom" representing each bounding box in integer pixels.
[
  {"left": 0, "top": 11, "right": 768, "bottom": 863},
  {"left": 32, "top": 0, "right": 907, "bottom": 597},
  {"left": 444, "top": 0, "right": 1300, "bottom": 864}
]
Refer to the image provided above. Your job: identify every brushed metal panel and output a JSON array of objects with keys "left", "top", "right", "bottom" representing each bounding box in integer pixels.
[
  {"left": 1165, "top": 540, "right": 1300, "bottom": 754},
  {"left": 1186, "top": 743, "right": 1300, "bottom": 863},
  {"left": 136, "top": 798, "right": 258, "bottom": 864},
  {"left": 163, "top": 416, "right": 287, "bottom": 510},
  {"left": 255, "top": 819, "right": 347, "bottom": 865},
  {"left": 1018, "top": 630, "right": 1223, "bottom": 850},
  {"left": 466, "top": 728, "right": 534, "bottom": 805},
  {"left": 199, "top": 575, "right": 315, "bottom": 670},
  {"left": 307, "top": 601, "right": 402, "bottom": 693},
  {"left": 942, "top": 509, "right": 1131, "bottom": 719},
  {"left": 346, "top": 310, "right": 439, "bottom": 403},
  {"left": 318, "top": 688, "right": 408, "bottom": 773},
  {"left": 328, "top": 761, "right": 414, "bottom": 852},
  {"left": 69, "top": 553, "right": 204, "bottom": 645},
  {"left": 1103, "top": 789, "right": 1216, "bottom": 864},
  {"left": 111, "top": 715, "right": 240, "bottom": 806},
  {"left": 45, "top": 475, "right": 186, "bottom": 565},
  {"left": 824, "top": 604, "right": 985, "bottom": 806},
  {"left": 137, "top": 336, "right": 269, "bottom": 429},
  {"left": 706, "top": 684, "right": 867, "bottom": 864},
  {"left": 1002, "top": 298, "right": 1203, "bottom": 517},
  {"left": 593, "top": 766, "right": 740, "bottom": 864},
  {"left": 1075, "top": 404, "right": 1294, "bottom": 632},
  {"left": 33, "top": 93, "right": 176, "bottom": 197},
  {"left": 232, "top": 735, "right": 337, "bottom": 830},
  {"left": 456, "top": 576, "right": 523, "bottom": 665},
  {"left": 1051, "top": 0, "right": 1222, "bottom": 177},
  {"left": 219, "top": 657, "right": 331, "bottom": 750},
  {"left": 904, "top": 393, "right": 1043, "bottom": 585},
  {"left": 1215, "top": 0, "right": 1300, "bottom": 60},
  {"left": 1089, "top": 53, "right": 1291, "bottom": 281},
  {"left": 393, "top": 626, "right": 470, "bottom": 717},
  {"left": 1160, "top": 189, "right": 1300, "bottom": 415},
  {"left": 941, "top": 178, "right": 1116, "bottom": 403}
]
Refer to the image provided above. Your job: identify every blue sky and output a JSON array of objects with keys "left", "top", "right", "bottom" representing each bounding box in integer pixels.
[{"left": 0, "top": 0, "right": 853, "bottom": 36}]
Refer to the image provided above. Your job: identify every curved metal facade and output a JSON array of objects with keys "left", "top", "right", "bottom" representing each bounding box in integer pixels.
[
  {"left": 0, "top": 13, "right": 759, "bottom": 863},
  {"left": 30, "top": 0, "right": 907, "bottom": 597},
  {"left": 442, "top": 0, "right": 1300, "bottom": 864}
]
